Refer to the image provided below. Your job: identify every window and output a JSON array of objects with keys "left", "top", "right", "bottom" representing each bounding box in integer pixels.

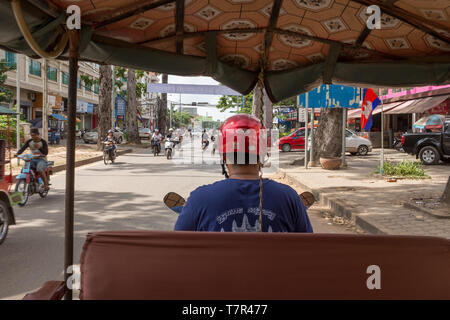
[
  {"left": 62, "top": 72, "right": 69, "bottom": 85},
  {"left": 2, "top": 51, "right": 17, "bottom": 68},
  {"left": 94, "top": 83, "right": 99, "bottom": 94},
  {"left": 77, "top": 77, "right": 81, "bottom": 89},
  {"left": 47, "top": 66, "right": 57, "bottom": 82},
  {"left": 345, "top": 130, "right": 353, "bottom": 138},
  {"left": 29, "top": 59, "right": 41, "bottom": 76},
  {"left": 85, "top": 82, "right": 92, "bottom": 92},
  {"left": 296, "top": 129, "right": 305, "bottom": 137}
]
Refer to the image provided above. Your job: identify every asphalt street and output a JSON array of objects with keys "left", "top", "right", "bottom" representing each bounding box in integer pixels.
[{"left": 0, "top": 141, "right": 353, "bottom": 299}]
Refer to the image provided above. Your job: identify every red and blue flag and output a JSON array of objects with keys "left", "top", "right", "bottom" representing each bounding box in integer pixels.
[{"left": 360, "top": 88, "right": 381, "bottom": 131}]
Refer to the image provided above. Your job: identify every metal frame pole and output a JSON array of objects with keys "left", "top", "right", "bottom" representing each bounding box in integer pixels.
[
  {"left": 309, "top": 108, "right": 315, "bottom": 167},
  {"left": 304, "top": 93, "right": 309, "bottom": 170},
  {"left": 111, "top": 66, "right": 115, "bottom": 129},
  {"left": 16, "top": 54, "right": 21, "bottom": 150},
  {"left": 341, "top": 108, "right": 347, "bottom": 168},
  {"left": 379, "top": 88, "right": 384, "bottom": 174},
  {"left": 64, "top": 30, "right": 79, "bottom": 300},
  {"left": 42, "top": 59, "right": 48, "bottom": 137}
]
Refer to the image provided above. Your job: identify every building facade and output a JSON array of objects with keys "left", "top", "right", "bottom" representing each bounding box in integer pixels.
[{"left": 1, "top": 50, "right": 99, "bottom": 131}]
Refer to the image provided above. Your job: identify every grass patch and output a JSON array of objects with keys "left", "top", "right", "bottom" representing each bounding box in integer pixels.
[{"left": 376, "top": 160, "right": 428, "bottom": 179}]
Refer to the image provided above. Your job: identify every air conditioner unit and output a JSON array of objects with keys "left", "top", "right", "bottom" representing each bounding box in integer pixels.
[{"left": 28, "top": 92, "right": 36, "bottom": 101}]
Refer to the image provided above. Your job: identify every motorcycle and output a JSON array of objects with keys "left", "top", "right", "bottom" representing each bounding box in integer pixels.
[
  {"left": 151, "top": 138, "right": 161, "bottom": 156},
  {"left": 15, "top": 154, "right": 53, "bottom": 206},
  {"left": 103, "top": 141, "right": 116, "bottom": 165},
  {"left": 163, "top": 191, "right": 316, "bottom": 214},
  {"left": 393, "top": 136, "right": 404, "bottom": 152},
  {"left": 165, "top": 137, "right": 179, "bottom": 160}
]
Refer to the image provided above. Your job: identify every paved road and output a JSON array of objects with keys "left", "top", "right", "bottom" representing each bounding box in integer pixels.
[{"left": 0, "top": 144, "right": 353, "bottom": 299}]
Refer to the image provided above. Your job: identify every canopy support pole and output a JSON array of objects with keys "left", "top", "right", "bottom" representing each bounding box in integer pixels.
[
  {"left": 308, "top": 109, "right": 316, "bottom": 167},
  {"left": 64, "top": 30, "right": 79, "bottom": 300}
]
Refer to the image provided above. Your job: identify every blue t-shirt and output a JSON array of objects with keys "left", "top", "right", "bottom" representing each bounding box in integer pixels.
[{"left": 174, "top": 179, "right": 313, "bottom": 233}]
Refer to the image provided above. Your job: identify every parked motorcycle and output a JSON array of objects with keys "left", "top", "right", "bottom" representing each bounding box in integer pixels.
[
  {"left": 393, "top": 136, "right": 404, "bottom": 152},
  {"left": 151, "top": 138, "right": 161, "bottom": 157},
  {"left": 103, "top": 141, "right": 116, "bottom": 165},
  {"left": 165, "top": 137, "right": 179, "bottom": 160},
  {"left": 15, "top": 154, "right": 53, "bottom": 206}
]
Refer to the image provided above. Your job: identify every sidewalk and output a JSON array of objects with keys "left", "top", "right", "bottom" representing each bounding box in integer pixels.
[{"left": 277, "top": 149, "right": 450, "bottom": 238}]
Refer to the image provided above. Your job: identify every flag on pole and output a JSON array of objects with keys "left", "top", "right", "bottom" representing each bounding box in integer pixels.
[
  {"left": 137, "top": 109, "right": 144, "bottom": 123},
  {"left": 360, "top": 88, "right": 381, "bottom": 131}
]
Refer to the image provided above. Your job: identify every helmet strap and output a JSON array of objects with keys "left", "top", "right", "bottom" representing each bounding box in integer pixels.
[
  {"left": 221, "top": 162, "right": 229, "bottom": 179},
  {"left": 258, "top": 163, "right": 263, "bottom": 232}
]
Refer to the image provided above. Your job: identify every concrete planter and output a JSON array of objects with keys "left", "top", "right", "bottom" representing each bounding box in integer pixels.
[{"left": 320, "top": 157, "right": 341, "bottom": 170}]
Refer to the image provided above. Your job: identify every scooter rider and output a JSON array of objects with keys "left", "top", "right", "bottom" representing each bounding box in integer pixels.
[
  {"left": 175, "top": 114, "right": 313, "bottom": 233},
  {"left": 151, "top": 129, "right": 163, "bottom": 153},
  {"left": 15, "top": 127, "right": 50, "bottom": 191},
  {"left": 201, "top": 129, "right": 209, "bottom": 149},
  {"left": 104, "top": 130, "right": 117, "bottom": 158}
]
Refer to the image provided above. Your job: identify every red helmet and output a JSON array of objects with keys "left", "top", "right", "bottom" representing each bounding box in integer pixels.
[{"left": 219, "top": 114, "right": 267, "bottom": 164}]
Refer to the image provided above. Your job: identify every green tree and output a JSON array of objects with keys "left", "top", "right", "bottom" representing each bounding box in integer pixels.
[
  {"left": 167, "top": 110, "right": 193, "bottom": 128},
  {"left": 217, "top": 91, "right": 296, "bottom": 115},
  {"left": 0, "top": 58, "right": 15, "bottom": 104},
  {"left": 217, "top": 92, "right": 253, "bottom": 114}
]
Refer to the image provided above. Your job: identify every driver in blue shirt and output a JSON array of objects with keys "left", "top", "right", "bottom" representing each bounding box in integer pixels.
[{"left": 174, "top": 114, "right": 313, "bottom": 233}]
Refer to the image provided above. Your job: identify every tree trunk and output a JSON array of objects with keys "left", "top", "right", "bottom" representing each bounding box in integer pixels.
[
  {"left": 312, "top": 108, "right": 343, "bottom": 159},
  {"left": 159, "top": 74, "right": 168, "bottom": 135},
  {"left": 97, "top": 65, "right": 112, "bottom": 150},
  {"left": 442, "top": 176, "right": 450, "bottom": 205},
  {"left": 126, "top": 69, "right": 140, "bottom": 144}
]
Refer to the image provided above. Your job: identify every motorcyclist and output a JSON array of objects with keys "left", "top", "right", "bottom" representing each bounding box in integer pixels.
[
  {"left": 15, "top": 127, "right": 50, "bottom": 191},
  {"left": 103, "top": 129, "right": 117, "bottom": 158},
  {"left": 166, "top": 128, "right": 174, "bottom": 140},
  {"left": 151, "top": 129, "right": 163, "bottom": 153},
  {"left": 175, "top": 114, "right": 313, "bottom": 233},
  {"left": 201, "top": 129, "right": 209, "bottom": 150}
]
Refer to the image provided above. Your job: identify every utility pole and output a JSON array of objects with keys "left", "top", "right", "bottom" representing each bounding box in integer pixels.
[
  {"left": 111, "top": 65, "right": 115, "bottom": 129},
  {"left": 170, "top": 102, "right": 173, "bottom": 128},
  {"left": 16, "top": 54, "right": 21, "bottom": 150},
  {"left": 42, "top": 59, "right": 48, "bottom": 138}
]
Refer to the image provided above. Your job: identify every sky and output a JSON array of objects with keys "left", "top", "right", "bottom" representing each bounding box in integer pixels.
[{"left": 163, "top": 75, "right": 239, "bottom": 121}]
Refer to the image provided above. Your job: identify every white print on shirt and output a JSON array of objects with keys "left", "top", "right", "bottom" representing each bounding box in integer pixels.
[
  {"left": 220, "top": 214, "right": 273, "bottom": 233},
  {"left": 247, "top": 207, "right": 276, "bottom": 220},
  {"left": 216, "top": 208, "right": 244, "bottom": 224}
]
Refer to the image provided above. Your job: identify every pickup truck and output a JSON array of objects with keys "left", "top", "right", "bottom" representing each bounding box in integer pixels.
[{"left": 402, "top": 118, "right": 450, "bottom": 165}]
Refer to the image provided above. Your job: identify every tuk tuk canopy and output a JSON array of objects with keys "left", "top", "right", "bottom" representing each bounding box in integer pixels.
[{"left": 0, "top": 0, "right": 448, "bottom": 102}]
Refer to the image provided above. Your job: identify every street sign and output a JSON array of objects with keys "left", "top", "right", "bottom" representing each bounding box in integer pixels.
[{"left": 298, "top": 85, "right": 360, "bottom": 109}]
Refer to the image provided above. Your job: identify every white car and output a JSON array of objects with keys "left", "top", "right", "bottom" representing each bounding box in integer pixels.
[{"left": 307, "top": 129, "right": 372, "bottom": 156}]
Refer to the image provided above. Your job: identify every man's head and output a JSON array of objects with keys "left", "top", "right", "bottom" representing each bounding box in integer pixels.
[
  {"left": 169, "top": 128, "right": 174, "bottom": 132},
  {"left": 155, "top": 129, "right": 159, "bottom": 134},
  {"left": 219, "top": 114, "right": 267, "bottom": 177},
  {"left": 108, "top": 129, "right": 114, "bottom": 137},
  {"left": 30, "top": 128, "right": 40, "bottom": 142}
]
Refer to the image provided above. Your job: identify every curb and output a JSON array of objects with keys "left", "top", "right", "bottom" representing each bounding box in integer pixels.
[
  {"left": 279, "top": 168, "right": 387, "bottom": 235},
  {"left": 12, "top": 149, "right": 133, "bottom": 183},
  {"left": 402, "top": 202, "right": 450, "bottom": 219}
]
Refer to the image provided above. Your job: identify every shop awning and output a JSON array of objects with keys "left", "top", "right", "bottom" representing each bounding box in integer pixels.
[
  {"left": 51, "top": 113, "right": 67, "bottom": 121},
  {"left": 0, "top": 0, "right": 449, "bottom": 103},
  {"left": 347, "top": 101, "right": 404, "bottom": 119},
  {"left": 386, "top": 95, "right": 450, "bottom": 114}
]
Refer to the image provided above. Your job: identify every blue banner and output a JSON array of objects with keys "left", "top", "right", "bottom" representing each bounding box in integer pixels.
[{"left": 298, "top": 85, "right": 360, "bottom": 109}]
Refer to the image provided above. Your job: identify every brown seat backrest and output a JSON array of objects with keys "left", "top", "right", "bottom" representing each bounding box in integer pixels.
[{"left": 80, "top": 231, "right": 450, "bottom": 300}]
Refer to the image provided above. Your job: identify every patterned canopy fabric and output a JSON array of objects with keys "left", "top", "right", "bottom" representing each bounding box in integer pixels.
[{"left": 0, "top": 0, "right": 449, "bottom": 101}]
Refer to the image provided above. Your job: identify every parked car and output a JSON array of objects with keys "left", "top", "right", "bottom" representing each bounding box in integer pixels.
[
  {"left": 402, "top": 118, "right": 450, "bottom": 165},
  {"left": 83, "top": 128, "right": 98, "bottom": 144},
  {"left": 113, "top": 128, "right": 124, "bottom": 144},
  {"left": 279, "top": 128, "right": 372, "bottom": 156},
  {"left": 139, "top": 127, "right": 152, "bottom": 140}
]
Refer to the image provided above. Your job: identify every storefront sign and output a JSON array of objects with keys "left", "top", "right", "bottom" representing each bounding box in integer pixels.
[
  {"left": 428, "top": 99, "right": 449, "bottom": 115},
  {"left": 76, "top": 99, "right": 89, "bottom": 113},
  {"left": 116, "top": 95, "right": 126, "bottom": 117}
]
